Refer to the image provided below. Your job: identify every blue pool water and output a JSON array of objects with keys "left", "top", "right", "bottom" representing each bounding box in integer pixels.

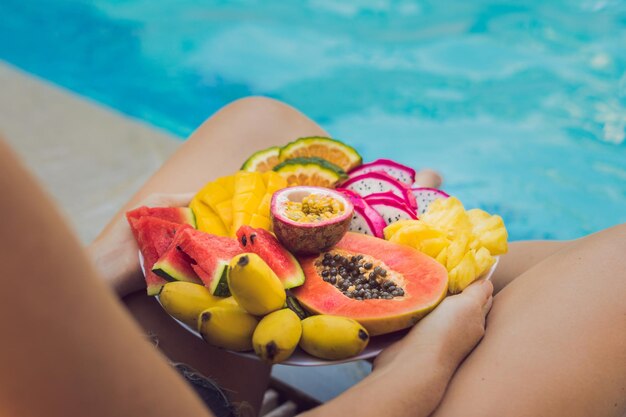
[{"left": 1, "top": 0, "right": 625, "bottom": 241}]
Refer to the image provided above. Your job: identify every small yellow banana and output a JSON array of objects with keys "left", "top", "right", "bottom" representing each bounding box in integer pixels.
[
  {"left": 227, "top": 253, "right": 286, "bottom": 315},
  {"left": 299, "top": 315, "right": 369, "bottom": 360},
  {"left": 159, "top": 282, "right": 223, "bottom": 329},
  {"left": 252, "top": 309, "right": 302, "bottom": 363},
  {"left": 197, "top": 306, "right": 258, "bottom": 351}
]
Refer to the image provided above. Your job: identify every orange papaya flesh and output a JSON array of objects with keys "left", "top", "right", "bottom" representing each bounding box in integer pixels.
[{"left": 293, "top": 232, "right": 449, "bottom": 336}]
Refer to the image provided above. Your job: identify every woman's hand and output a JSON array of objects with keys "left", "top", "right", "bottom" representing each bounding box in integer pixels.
[
  {"left": 300, "top": 279, "right": 493, "bottom": 417},
  {"left": 87, "top": 193, "right": 193, "bottom": 298},
  {"left": 374, "top": 279, "right": 493, "bottom": 374}
]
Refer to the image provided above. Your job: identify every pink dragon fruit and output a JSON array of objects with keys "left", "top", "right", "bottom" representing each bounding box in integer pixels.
[
  {"left": 412, "top": 187, "right": 450, "bottom": 215},
  {"left": 347, "top": 158, "right": 416, "bottom": 186},
  {"left": 341, "top": 172, "right": 417, "bottom": 210},
  {"left": 364, "top": 193, "right": 417, "bottom": 226},
  {"left": 337, "top": 189, "right": 386, "bottom": 238}
]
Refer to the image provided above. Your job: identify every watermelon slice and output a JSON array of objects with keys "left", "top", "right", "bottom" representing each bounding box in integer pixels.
[
  {"left": 152, "top": 225, "right": 202, "bottom": 284},
  {"left": 236, "top": 225, "right": 305, "bottom": 289},
  {"left": 175, "top": 228, "right": 243, "bottom": 296},
  {"left": 127, "top": 206, "right": 196, "bottom": 240},
  {"left": 132, "top": 217, "right": 185, "bottom": 296}
]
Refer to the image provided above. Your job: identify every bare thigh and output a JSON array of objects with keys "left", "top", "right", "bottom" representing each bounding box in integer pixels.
[
  {"left": 118, "top": 97, "right": 328, "bottom": 412},
  {"left": 432, "top": 224, "right": 626, "bottom": 417}
]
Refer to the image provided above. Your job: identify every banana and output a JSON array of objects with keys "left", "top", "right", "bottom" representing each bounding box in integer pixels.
[
  {"left": 215, "top": 296, "right": 239, "bottom": 309},
  {"left": 198, "top": 306, "right": 258, "bottom": 351},
  {"left": 159, "top": 281, "right": 223, "bottom": 329},
  {"left": 227, "top": 253, "right": 286, "bottom": 315},
  {"left": 299, "top": 315, "right": 369, "bottom": 360},
  {"left": 252, "top": 309, "right": 302, "bottom": 363}
]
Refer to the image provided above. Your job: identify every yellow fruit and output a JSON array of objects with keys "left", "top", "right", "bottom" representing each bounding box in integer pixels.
[
  {"left": 262, "top": 171, "right": 288, "bottom": 193},
  {"left": 422, "top": 197, "right": 472, "bottom": 236},
  {"left": 198, "top": 306, "right": 258, "bottom": 351},
  {"left": 252, "top": 309, "right": 302, "bottom": 363},
  {"left": 227, "top": 253, "right": 286, "bottom": 316},
  {"left": 470, "top": 213, "right": 508, "bottom": 255},
  {"left": 448, "top": 250, "right": 478, "bottom": 294},
  {"left": 215, "top": 296, "right": 240, "bottom": 309},
  {"left": 159, "top": 282, "right": 223, "bottom": 329},
  {"left": 234, "top": 171, "right": 267, "bottom": 198},
  {"left": 383, "top": 219, "right": 417, "bottom": 240},
  {"left": 190, "top": 198, "right": 228, "bottom": 236},
  {"left": 249, "top": 213, "right": 271, "bottom": 230},
  {"left": 418, "top": 236, "right": 451, "bottom": 258},
  {"left": 384, "top": 196, "right": 507, "bottom": 295},
  {"left": 387, "top": 221, "right": 445, "bottom": 248},
  {"left": 475, "top": 247, "right": 496, "bottom": 277},
  {"left": 299, "top": 315, "right": 369, "bottom": 360},
  {"left": 445, "top": 232, "right": 471, "bottom": 270}
]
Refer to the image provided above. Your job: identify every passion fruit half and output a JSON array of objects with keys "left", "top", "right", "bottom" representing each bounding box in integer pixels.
[{"left": 271, "top": 186, "right": 354, "bottom": 255}]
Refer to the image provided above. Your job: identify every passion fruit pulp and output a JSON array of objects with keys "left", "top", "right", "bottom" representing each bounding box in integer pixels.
[{"left": 271, "top": 186, "right": 354, "bottom": 254}]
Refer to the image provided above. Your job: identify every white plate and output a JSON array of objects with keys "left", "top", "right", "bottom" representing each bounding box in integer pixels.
[{"left": 141, "top": 252, "right": 499, "bottom": 366}]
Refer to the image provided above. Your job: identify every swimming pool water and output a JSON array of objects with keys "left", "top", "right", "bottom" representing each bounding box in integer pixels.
[{"left": 2, "top": 0, "right": 625, "bottom": 240}]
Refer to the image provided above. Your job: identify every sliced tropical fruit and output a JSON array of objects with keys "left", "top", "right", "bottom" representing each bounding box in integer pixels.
[
  {"left": 467, "top": 208, "right": 508, "bottom": 255},
  {"left": 236, "top": 225, "right": 305, "bottom": 289},
  {"left": 195, "top": 174, "right": 236, "bottom": 231},
  {"left": 189, "top": 198, "right": 228, "bottom": 237},
  {"left": 293, "top": 232, "right": 448, "bottom": 336},
  {"left": 175, "top": 228, "right": 243, "bottom": 296},
  {"left": 273, "top": 157, "right": 347, "bottom": 187},
  {"left": 130, "top": 217, "right": 185, "bottom": 296},
  {"left": 241, "top": 146, "right": 281, "bottom": 172},
  {"left": 152, "top": 226, "right": 202, "bottom": 284},
  {"left": 231, "top": 171, "right": 267, "bottom": 236},
  {"left": 279, "top": 136, "right": 362, "bottom": 172},
  {"left": 126, "top": 206, "right": 196, "bottom": 240},
  {"left": 270, "top": 186, "right": 354, "bottom": 254},
  {"left": 383, "top": 196, "right": 507, "bottom": 294}
]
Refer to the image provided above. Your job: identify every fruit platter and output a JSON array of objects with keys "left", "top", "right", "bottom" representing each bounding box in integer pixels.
[{"left": 128, "top": 137, "right": 508, "bottom": 365}]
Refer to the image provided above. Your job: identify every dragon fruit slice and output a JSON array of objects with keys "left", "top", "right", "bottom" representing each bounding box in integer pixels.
[
  {"left": 412, "top": 187, "right": 450, "bottom": 216},
  {"left": 364, "top": 191, "right": 417, "bottom": 212},
  {"left": 341, "top": 172, "right": 418, "bottom": 211},
  {"left": 337, "top": 189, "right": 386, "bottom": 238},
  {"left": 365, "top": 194, "right": 417, "bottom": 226},
  {"left": 347, "top": 158, "right": 416, "bottom": 186}
]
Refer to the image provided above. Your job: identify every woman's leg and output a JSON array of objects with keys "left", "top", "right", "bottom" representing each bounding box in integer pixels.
[
  {"left": 432, "top": 224, "right": 626, "bottom": 417},
  {"left": 0, "top": 139, "right": 214, "bottom": 417},
  {"left": 491, "top": 239, "right": 569, "bottom": 293}
]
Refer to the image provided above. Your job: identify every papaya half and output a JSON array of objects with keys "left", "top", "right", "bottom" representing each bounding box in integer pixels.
[{"left": 292, "top": 232, "right": 449, "bottom": 336}]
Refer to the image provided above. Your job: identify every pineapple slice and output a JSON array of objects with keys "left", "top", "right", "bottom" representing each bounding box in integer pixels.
[
  {"left": 448, "top": 250, "right": 478, "bottom": 294},
  {"left": 421, "top": 197, "right": 472, "bottom": 237},
  {"left": 469, "top": 212, "right": 508, "bottom": 255},
  {"left": 384, "top": 196, "right": 507, "bottom": 294},
  {"left": 475, "top": 247, "right": 496, "bottom": 278},
  {"left": 419, "top": 237, "right": 451, "bottom": 259},
  {"left": 383, "top": 219, "right": 421, "bottom": 240},
  {"left": 445, "top": 232, "right": 472, "bottom": 271}
]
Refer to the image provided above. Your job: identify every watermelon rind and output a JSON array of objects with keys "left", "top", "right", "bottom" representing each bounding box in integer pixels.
[
  {"left": 152, "top": 258, "right": 202, "bottom": 284},
  {"left": 192, "top": 262, "right": 231, "bottom": 297}
]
